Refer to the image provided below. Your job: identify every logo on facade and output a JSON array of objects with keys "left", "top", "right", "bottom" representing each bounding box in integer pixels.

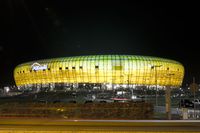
[{"left": 31, "top": 62, "right": 48, "bottom": 71}]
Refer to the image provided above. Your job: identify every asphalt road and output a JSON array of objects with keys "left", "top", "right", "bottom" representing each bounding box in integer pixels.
[{"left": 1, "top": 118, "right": 200, "bottom": 132}]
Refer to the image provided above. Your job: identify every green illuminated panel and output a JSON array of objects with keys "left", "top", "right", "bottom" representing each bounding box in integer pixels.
[{"left": 14, "top": 55, "right": 184, "bottom": 87}]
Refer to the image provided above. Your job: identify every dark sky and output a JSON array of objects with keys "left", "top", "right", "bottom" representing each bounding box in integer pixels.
[{"left": 0, "top": 0, "right": 200, "bottom": 86}]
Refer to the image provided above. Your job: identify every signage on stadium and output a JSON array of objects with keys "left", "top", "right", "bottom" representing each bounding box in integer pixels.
[{"left": 31, "top": 62, "right": 48, "bottom": 71}]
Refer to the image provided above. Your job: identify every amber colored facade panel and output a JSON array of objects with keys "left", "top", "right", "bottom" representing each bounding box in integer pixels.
[{"left": 13, "top": 55, "right": 184, "bottom": 87}]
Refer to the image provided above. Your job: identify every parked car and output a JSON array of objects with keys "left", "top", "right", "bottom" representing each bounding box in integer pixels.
[
  {"left": 192, "top": 99, "right": 200, "bottom": 109},
  {"left": 93, "top": 92, "right": 114, "bottom": 103},
  {"left": 192, "top": 99, "right": 200, "bottom": 104}
]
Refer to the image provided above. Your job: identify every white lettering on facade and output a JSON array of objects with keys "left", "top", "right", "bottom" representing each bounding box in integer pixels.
[{"left": 31, "top": 62, "right": 48, "bottom": 71}]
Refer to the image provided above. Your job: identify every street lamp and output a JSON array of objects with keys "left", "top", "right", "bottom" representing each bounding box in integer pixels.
[
  {"left": 151, "top": 65, "right": 162, "bottom": 106},
  {"left": 127, "top": 74, "right": 133, "bottom": 98},
  {"left": 165, "top": 73, "right": 175, "bottom": 120},
  {"left": 121, "top": 74, "right": 132, "bottom": 98}
]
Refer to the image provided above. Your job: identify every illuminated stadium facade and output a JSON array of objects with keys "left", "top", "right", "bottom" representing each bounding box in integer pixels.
[{"left": 14, "top": 55, "right": 184, "bottom": 91}]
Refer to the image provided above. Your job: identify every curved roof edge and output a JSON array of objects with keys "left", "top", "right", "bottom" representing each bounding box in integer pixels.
[{"left": 15, "top": 55, "right": 184, "bottom": 67}]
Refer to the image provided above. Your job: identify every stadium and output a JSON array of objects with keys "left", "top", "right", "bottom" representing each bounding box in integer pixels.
[{"left": 14, "top": 55, "right": 184, "bottom": 92}]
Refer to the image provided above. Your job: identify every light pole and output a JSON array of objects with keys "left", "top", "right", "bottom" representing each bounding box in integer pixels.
[
  {"left": 127, "top": 75, "right": 133, "bottom": 98},
  {"left": 166, "top": 73, "right": 174, "bottom": 120},
  {"left": 189, "top": 77, "right": 198, "bottom": 119},
  {"left": 151, "top": 65, "right": 162, "bottom": 106}
]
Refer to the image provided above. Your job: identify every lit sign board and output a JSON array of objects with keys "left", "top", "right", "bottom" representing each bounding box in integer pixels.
[{"left": 31, "top": 62, "right": 48, "bottom": 71}]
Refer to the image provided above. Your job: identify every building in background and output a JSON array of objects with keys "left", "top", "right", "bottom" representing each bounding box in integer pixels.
[{"left": 13, "top": 55, "right": 184, "bottom": 92}]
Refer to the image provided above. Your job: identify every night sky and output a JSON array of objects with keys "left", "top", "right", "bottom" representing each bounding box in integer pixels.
[{"left": 0, "top": 0, "right": 200, "bottom": 86}]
